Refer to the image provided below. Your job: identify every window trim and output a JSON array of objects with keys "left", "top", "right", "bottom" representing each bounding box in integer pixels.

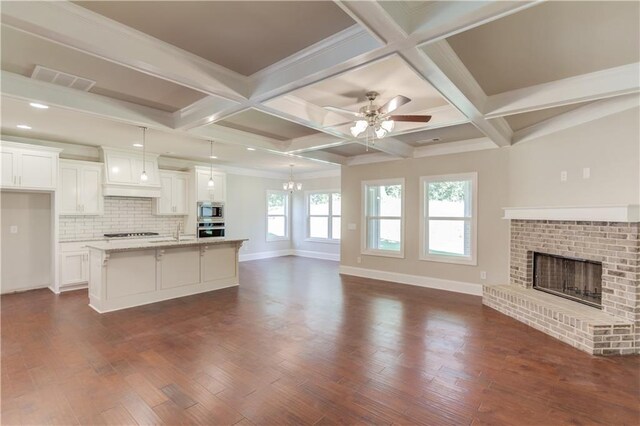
[
  {"left": 361, "top": 178, "right": 405, "bottom": 258},
  {"left": 419, "top": 172, "right": 478, "bottom": 265},
  {"left": 305, "top": 189, "right": 341, "bottom": 244},
  {"left": 266, "top": 189, "right": 290, "bottom": 242}
]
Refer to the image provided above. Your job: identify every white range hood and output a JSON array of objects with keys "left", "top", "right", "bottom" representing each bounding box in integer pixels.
[{"left": 100, "top": 147, "right": 161, "bottom": 198}]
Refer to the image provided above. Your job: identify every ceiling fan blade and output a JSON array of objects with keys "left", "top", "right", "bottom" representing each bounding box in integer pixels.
[
  {"left": 378, "top": 95, "right": 411, "bottom": 115},
  {"left": 388, "top": 115, "right": 432, "bottom": 123},
  {"left": 323, "top": 106, "right": 362, "bottom": 117}
]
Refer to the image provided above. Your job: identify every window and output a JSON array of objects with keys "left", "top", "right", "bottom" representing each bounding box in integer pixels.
[
  {"left": 266, "top": 190, "right": 289, "bottom": 241},
  {"left": 306, "top": 191, "right": 341, "bottom": 242},
  {"left": 362, "top": 179, "right": 404, "bottom": 257},
  {"left": 420, "top": 173, "right": 477, "bottom": 265}
]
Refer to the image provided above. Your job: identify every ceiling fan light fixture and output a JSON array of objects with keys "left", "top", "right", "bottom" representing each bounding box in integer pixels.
[
  {"left": 381, "top": 119, "right": 394, "bottom": 133},
  {"left": 350, "top": 120, "right": 368, "bottom": 137},
  {"left": 374, "top": 127, "right": 387, "bottom": 139}
]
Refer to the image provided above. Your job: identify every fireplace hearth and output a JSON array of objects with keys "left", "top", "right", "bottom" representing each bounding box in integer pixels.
[{"left": 533, "top": 252, "right": 602, "bottom": 309}]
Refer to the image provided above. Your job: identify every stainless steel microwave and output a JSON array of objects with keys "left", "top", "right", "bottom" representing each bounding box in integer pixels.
[{"left": 197, "top": 201, "right": 224, "bottom": 221}]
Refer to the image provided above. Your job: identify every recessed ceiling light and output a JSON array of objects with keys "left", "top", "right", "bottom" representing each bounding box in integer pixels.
[
  {"left": 133, "top": 143, "right": 143, "bottom": 147},
  {"left": 209, "top": 155, "right": 218, "bottom": 159},
  {"left": 29, "top": 102, "right": 49, "bottom": 109},
  {"left": 246, "top": 147, "right": 256, "bottom": 151},
  {"left": 16, "top": 124, "right": 32, "bottom": 130}
]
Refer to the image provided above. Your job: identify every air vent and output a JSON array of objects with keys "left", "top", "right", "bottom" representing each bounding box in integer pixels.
[
  {"left": 31, "top": 65, "right": 96, "bottom": 92},
  {"left": 417, "top": 137, "right": 441, "bottom": 144}
]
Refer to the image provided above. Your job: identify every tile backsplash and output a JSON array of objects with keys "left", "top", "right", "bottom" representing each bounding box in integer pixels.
[{"left": 59, "top": 197, "right": 186, "bottom": 241}]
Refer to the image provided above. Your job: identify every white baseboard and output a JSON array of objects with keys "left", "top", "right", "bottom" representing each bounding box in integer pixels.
[
  {"left": 239, "top": 249, "right": 294, "bottom": 262},
  {"left": 338, "top": 265, "right": 482, "bottom": 296},
  {"left": 239, "top": 249, "right": 340, "bottom": 262},
  {"left": 293, "top": 250, "right": 340, "bottom": 262}
]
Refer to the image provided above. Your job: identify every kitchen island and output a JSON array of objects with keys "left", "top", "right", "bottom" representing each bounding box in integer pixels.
[{"left": 87, "top": 238, "right": 247, "bottom": 313}]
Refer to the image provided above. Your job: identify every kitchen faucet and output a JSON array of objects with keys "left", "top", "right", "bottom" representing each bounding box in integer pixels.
[{"left": 175, "top": 222, "right": 182, "bottom": 242}]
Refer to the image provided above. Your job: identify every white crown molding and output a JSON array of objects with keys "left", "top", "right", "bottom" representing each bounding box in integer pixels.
[
  {"left": 339, "top": 265, "right": 483, "bottom": 296},
  {"left": 512, "top": 94, "right": 640, "bottom": 144},
  {"left": 485, "top": 63, "right": 640, "bottom": 118},
  {"left": 296, "top": 169, "right": 341, "bottom": 180},
  {"left": 503, "top": 205, "right": 640, "bottom": 222},
  {"left": 413, "top": 137, "right": 497, "bottom": 158}
]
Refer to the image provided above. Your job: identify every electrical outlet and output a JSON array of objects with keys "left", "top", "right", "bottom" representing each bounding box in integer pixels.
[
  {"left": 560, "top": 171, "right": 568, "bottom": 182},
  {"left": 583, "top": 167, "right": 591, "bottom": 179},
  {"left": 9, "top": 225, "right": 18, "bottom": 234},
  {"left": 480, "top": 271, "right": 487, "bottom": 280},
  {"left": 357, "top": 256, "right": 362, "bottom": 264}
]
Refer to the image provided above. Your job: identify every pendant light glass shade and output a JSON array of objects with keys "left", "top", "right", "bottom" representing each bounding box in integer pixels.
[
  {"left": 381, "top": 120, "right": 394, "bottom": 132},
  {"left": 374, "top": 126, "right": 387, "bottom": 139},
  {"left": 208, "top": 140, "right": 215, "bottom": 189},
  {"left": 140, "top": 127, "right": 148, "bottom": 181}
]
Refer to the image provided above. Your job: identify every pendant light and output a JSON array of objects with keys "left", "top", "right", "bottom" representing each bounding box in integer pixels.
[
  {"left": 283, "top": 164, "right": 302, "bottom": 192},
  {"left": 208, "top": 140, "right": 215, "bottom": 188},
  {"left": 140, "top": 126, "right": 148, "bottom": 181}
]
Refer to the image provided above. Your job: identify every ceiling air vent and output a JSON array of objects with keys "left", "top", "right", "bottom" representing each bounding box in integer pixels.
[{"left": 31, "top": 65, "right": 96, "bottom": 92}]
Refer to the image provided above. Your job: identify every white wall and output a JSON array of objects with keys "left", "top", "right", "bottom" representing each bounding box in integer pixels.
[
  {"left": 225, "top": 174, "right": 292, "bottom": 258},
  {"left": 291, "top": 175, "right": 341, "bottom": 259},
  {"left": 1, "top": 192, "right": 52, "bottom": 292},
  {"left": 508, "top": 107, "right": 640, "bottom": 207}
]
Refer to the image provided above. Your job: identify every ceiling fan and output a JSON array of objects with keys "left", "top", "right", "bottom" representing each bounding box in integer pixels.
[{"left": 323, "top": 91, "right": 432, "bottom": 139}]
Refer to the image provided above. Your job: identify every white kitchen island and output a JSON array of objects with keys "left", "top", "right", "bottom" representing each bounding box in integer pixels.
[{"left": 87, "top": 238, "right": 246, "bottom": 313}]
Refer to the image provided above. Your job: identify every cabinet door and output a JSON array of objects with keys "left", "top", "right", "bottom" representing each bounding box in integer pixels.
[
  {"left": 61, "top": 251, "right": 89, "bottom": 286},
  {"left": 212, "top": 173, "right": 226, "bottom": 203},
  {"left": 157, "top": 173, "right": 174, "bottom": 214},
  {"left": 1, "top": 150, "right": 17, "bottom": 188},
  {"left": 19, "top": 151, "right": 56, "bottom": 189},
  {"left": 196, "top": 171, "right": 215, "bottom": 202},
  {"left": 81, "top": 167, "right": 102, "bottom": 215},
  {"left": 59, "top": 165, "right": 80, "bottom": 214},
  {"left": 106, "top": 154, "right": 134, "bottom": 184},
  {"left": 173, "top": 175, "right": 189, "bottom": 214}
]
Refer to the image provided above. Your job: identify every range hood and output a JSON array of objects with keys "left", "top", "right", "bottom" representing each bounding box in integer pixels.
[{"left": 100, "top": 147, "right": 161, "bottom": 198}]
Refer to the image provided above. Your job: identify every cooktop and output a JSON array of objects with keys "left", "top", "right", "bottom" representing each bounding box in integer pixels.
[{"left": 104, "top": 232, "right": 159, "bottom": 238}]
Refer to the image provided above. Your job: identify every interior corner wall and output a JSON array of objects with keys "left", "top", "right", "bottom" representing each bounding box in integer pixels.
[
  {"left": 340, "top": 148, "right": 510, "bottom": 287},
  {"left": 225, "top": 174, "right": 292, "bottom": 256},
  {"left": 291, "top": 175, "right": 341, "bottom": 256},
  {"left": 508, "top": 107, "right": 640, "bottom": 207},
  {"left": 1, "top": 191, "right": 52, "bottom": 293}
]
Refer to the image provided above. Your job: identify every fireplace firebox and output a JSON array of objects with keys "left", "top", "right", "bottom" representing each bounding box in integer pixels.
[{"left": 533, "top": 252, "right": 602, "bottom": 309}]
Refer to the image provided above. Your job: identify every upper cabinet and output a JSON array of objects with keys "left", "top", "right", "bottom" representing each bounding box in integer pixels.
[
  {"left": 59, "top": 159, "right": 103, "bottom": 216},
  {"left": 195, "top": 168, "right": 226, "bottom": 203},
  {"left": 0, "top": 142, "right": 60, "bottom": 191},
  {"left": 101, "top": 147, "right": 161, "bottom": 197},
  {"left": 154, "top": 170, "right": 189, "bottom": 215}
]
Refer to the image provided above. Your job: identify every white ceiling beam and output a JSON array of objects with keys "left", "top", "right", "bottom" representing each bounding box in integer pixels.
[
  {"left": 353, "top": 137, "right": 414, "bottom": 158},
  {"left": 290, "top": 150, "right": 348, "bottom": 166},
  {"left": 1, "top": 1, "right": 248, "bottom": 102},
  {"left": 335, "top": 1, "right": 512, "bottom": 147},
  {"left": 512, "top": 93, "right": 640, "bottom": 144},
  {"left": 485, "top": 63, "right": 640, "bottom": 118},
  {"left": 346, "top": 152, "right": 394, "bottom": 166},
  {"left": 1, "top": 71, "right": 174, "bottom": 129},
  {"left": 173, "top": 97, "right": 244, "bottom": 131},
  {"left": 284, "top": 133, "right": 347, "bottom": 154},
  {"left": 187, "top": 124, "right": 286, "bottom": 152},
  {"left": 413, "top": 137, "right": 497, "bottom": 158}
]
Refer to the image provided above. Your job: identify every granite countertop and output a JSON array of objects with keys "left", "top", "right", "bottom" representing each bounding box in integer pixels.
[
  {"left": 86, "top": 238, "right": 248, "bottom": 253},
  {"left": 59, "top": 234, "right": 198, "bottom": 244}
]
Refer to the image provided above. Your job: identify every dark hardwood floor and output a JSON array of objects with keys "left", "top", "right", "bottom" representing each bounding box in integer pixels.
[{"left": 2, "top": 257, "right": 639, "bottom": 425}]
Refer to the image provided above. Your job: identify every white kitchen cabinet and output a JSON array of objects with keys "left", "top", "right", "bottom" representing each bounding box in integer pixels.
[
  {"left": 59, "top": 242, "right": 91, "bottom": 290},
  {"left": 195, "top": 169, "right": 226, "bottom": 203},
  {"left": 59, "top": 160, "right": 103, "bottom": 215},
  {"left": 154, "top": 170, "right": 189, "bottom": 215},
  {"left": 0, "top": 142, "right": 60, "bottom": 190}
]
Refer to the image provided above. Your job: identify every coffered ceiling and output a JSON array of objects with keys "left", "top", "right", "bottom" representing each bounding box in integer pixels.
[{"left": 1, "top": 1, "right": 638, "bottom": 173}]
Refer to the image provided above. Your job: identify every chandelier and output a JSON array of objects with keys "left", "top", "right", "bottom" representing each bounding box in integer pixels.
[{"left": 283, "top": 164, "right": 302, "bottom": 192}]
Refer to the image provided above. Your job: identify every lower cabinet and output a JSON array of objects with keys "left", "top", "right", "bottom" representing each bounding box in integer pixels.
[{"left": 59, "top": 243, "right": 90, "bottom": 290}]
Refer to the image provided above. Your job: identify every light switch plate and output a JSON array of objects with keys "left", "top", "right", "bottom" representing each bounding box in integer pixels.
[
  {"left": 9, "top": 225, "right": 18, "bottom": 234},
  {"left": 583, "top": 167, "right": 591, "bottom": 179},
  {"left": 560, "top": 171, "right": 568, "bottom": 182}
]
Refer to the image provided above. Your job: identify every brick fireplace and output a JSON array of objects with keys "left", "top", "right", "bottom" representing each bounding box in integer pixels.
[{"left": 484, "top": 213, "right": 639, "bottom": 355}]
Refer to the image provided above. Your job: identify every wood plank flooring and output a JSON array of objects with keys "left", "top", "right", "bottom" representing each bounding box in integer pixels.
[{"left": 2, "top": 256, "right": 639, "bottom": 425}]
